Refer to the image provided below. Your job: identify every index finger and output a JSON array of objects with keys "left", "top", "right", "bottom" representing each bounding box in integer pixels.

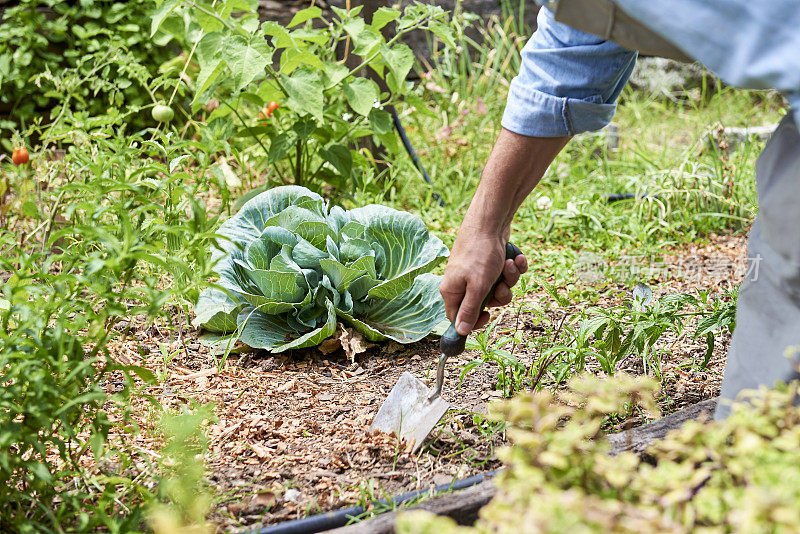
[
  {"left": 514, "top": 253, "right": 528, "bottom": 274},
  {"left": 439, "top": 279, "right": 466, "bottom": 323}
]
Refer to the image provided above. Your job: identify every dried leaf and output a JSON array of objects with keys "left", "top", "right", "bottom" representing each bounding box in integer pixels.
[
  {"left": 217, "top": 157, "right": 242, "bottom": 188},
  {"left": 182, "top": 367, "right": 217, "bottom": 380},
  {"left": 339, "top": 327, "right": 375, "bottom": 363},
  {"left": 251, "top": 490, "right": 277, "bottom": 508},
  {"left": 250, "top": 441, "right": 272, "bottom": 459},
  {"left": 227, "top": 502, "right": 246, "bottom": 514},
  {"left": 277, "top": 378, "right": 296, "bottom": 392},
  {"left": 435, "top": 125, "right": 452, "bottom": 142},
  {"left": 283, "top": 488, "right": 301, "bottom": 503}
]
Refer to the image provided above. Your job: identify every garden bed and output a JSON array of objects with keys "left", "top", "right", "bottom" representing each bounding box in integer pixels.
[{"left": 109, "top": 232, "right": 745, "bottom": 531}]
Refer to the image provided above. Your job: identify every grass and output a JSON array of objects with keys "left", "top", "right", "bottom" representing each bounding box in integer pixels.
[{"left": 398, "top": 83, "right": 778, "bottom": 261}]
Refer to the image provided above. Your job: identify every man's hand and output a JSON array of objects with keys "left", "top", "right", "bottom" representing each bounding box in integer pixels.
[
  {"left": 440, "top": 226, "right": 528, "bottom": 335},
  {"left": 438, "top": 129, "right": 569, "bottom": 337}
]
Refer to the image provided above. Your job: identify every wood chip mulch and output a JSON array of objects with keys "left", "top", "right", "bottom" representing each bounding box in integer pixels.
[{"left": 105, "top": 232, "right": 748, "bottom": 531}]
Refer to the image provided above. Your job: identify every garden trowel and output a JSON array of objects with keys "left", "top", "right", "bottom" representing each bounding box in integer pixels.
[{"left": 371, "top": 242, "right": 523, "bottom": 452}]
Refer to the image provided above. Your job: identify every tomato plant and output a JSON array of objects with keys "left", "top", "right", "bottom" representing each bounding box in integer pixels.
[
  {"left": 152, "top": 0, "right": 455, "bottom": 199},
  {"left": 0, "top": 0, "right": 174, "bottom": 139}
]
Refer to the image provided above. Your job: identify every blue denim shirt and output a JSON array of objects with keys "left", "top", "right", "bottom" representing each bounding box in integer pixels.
[{"left": 502, "top": 3, "right": 800, "bottom": 137}]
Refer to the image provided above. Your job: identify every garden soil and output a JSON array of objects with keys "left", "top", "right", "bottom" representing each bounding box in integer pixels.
[{"left": 109, "top": 232, "right": 746, "bottom": 531}]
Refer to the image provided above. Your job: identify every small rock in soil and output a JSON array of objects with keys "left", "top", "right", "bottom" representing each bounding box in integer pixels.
[
  {"left": 250, "top": 491, "right": 277, "bottom": 509},
  {"left": 283, "top": 488, "right": 301, "bottom": 503},
  {"left": 457, "top": 430, "right": 477, "bottom": 445}
]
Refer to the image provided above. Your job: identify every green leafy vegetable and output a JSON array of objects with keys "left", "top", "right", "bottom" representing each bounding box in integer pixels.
[{"left": 193, "top": 186, "right": 449, "bottom": 351}]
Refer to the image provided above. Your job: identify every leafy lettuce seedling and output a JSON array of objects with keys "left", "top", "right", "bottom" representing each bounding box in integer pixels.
[{"left": 194, "top": 186, "right": 449, "bottom": 352}]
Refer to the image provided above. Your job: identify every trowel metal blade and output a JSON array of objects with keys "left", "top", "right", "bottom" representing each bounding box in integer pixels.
[{"left": 370, "top": 371, "right": 450, "bottom": 452}]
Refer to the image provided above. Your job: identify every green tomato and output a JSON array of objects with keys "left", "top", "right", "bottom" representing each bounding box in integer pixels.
[{"left": 152, "top": 104, "right": 174, "bottom": 123}]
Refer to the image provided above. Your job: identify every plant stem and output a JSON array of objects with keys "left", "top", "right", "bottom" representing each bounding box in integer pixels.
[
  {"left": 264, "top": 65, "right": 290, "bottom": 97},
  {"left": 295, "top": 139, "right": 303, "bottom": 185},
  {"left": 148, "top": 0, "right": 220, "bottom": 141},
  {"left": 307, "top": 115, "right": 368, "bottom": 181},
  {"left": 188, "top": 1, "right": 234, "bottom": 30},
  {"left": 221, "top": 99, "right": 289, "bottom": 185}
]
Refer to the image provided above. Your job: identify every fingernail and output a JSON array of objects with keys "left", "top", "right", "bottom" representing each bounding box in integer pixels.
[{"left": 456, "top": 321, "right": 471, "bottom": 336}]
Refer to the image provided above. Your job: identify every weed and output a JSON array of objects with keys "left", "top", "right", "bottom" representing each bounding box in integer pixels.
[
  {"left": 694, "top": 286, "right": 737, "bottom": 369},
  {"left": 157, "top": 342, "right": 183, "bottom": 383}
]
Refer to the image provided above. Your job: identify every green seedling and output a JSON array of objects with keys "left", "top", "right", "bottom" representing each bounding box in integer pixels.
[{"left": 157, "top": 342, "right": 183, "bottom": 383}]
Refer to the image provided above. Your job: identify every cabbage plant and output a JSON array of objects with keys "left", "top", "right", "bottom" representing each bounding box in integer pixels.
[{"left": 193, "top": 186, "right": 449, "bottom": 352}]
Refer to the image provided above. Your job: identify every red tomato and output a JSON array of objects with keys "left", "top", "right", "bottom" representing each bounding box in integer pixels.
[{"left": 12, "top": 147, "right": 29, "bottom": 165}]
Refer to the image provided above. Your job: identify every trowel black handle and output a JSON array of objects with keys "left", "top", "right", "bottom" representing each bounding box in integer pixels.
[{"left": 440, "top": 242, "right": 523, "bottom": 357}]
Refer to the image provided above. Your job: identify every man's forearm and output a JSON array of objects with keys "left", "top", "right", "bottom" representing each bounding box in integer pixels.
[
  {"left": 439, "top": 128, "right": 569, "bottom": 334},
  {"left": 463, "top": 128, "right": 570, "bottom": 236}
]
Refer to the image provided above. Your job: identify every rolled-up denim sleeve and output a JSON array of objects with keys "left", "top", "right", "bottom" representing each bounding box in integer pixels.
[{"left": 501, "top": 8, "right": 638, "bottom": 137}]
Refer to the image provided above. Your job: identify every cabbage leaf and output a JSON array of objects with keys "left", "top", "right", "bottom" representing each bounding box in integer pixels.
[{"left": 193, "top": 186, "right": 449, "bottom": 352}]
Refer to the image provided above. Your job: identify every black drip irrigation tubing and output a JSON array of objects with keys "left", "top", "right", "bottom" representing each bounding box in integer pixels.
[
  {"left": 251, "top": 468, "right": 501, "bottom": 534},
  {"left": 391, "top": 107, "right": 445, "bottom": 206},
  {"left": 606, "top": 193, "right": 658, "bottom": 203}
]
